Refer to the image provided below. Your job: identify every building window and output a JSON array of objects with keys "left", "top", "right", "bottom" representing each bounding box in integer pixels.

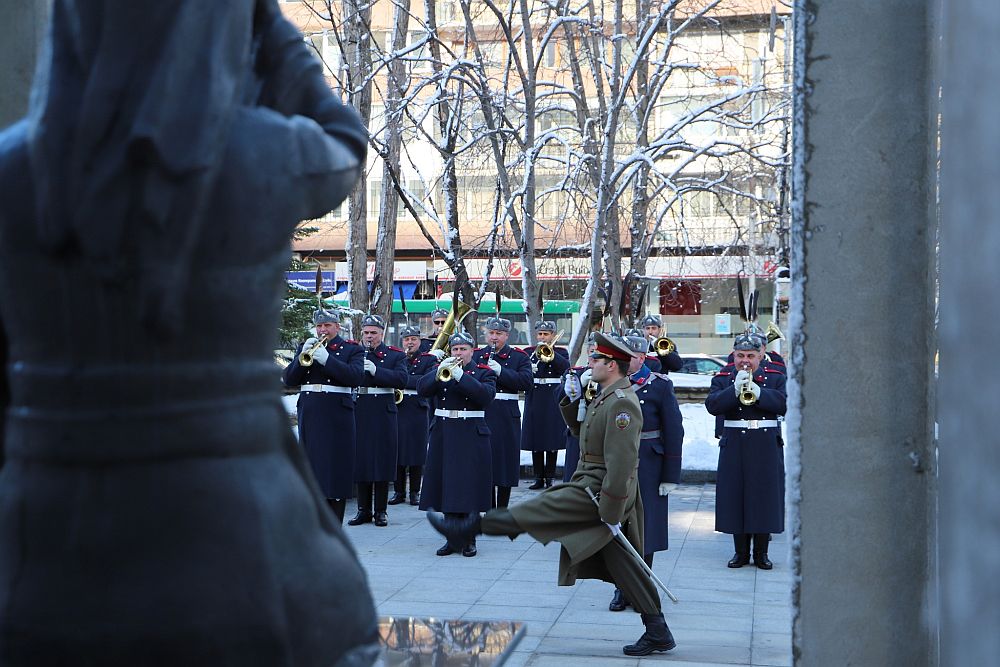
[{"left": 660, "top": 280, "right": 702, "bottom": 315}]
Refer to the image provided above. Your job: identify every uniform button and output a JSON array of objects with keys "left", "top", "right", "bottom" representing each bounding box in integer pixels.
[{"left": 640, "top": 400, "right": 645, "bottom": 404}]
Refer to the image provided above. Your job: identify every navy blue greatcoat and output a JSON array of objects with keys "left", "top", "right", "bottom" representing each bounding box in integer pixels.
[
  {"left": 283, "top": 335, "right": 364, "bottom": 498},
  {"left": 473, "top": 344, "right": 533, "bottom": 486},
  {"left": 648, "top": 341, "right": 682, "bottom": 373},
  {"left": 520, "top": 346, "right": 571, "bottom": 452},
  {"left": 354, "top": 343, "right": 408, "bottom": 482},
  {"left": 630, "top": 363, "right": 684, "bottom": 555},
  {"left": 417, "top": 362, "right": 497, "bottom": 513},
  {"left": 397, "top": 351, "right": 437, "bottom": 466},
  {"left": 706, "top": 363, "right": 787, "bottom": 535},
  {"left": 642, "top": 356, "right": 662, "bottom": 373}
]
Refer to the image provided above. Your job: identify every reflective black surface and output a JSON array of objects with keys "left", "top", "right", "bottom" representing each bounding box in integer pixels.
[{"left": 377, "top": 617, "right": 525, "bottom": 666}]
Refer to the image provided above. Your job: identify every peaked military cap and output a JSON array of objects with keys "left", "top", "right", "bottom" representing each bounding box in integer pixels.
[
  {"left": 485, "top": 317, "right": 512, "bottom": 332},
  {"left": 361, "top": 313, "right": 386, "bottom": 329},
  {"left": 638, "top": 314, "right": 662, "bottom": 328},
  {"left": 312, "top": 308, "right": 341, "bottom": 325},
  {"left": 591, "top": 332, "right": 636, "bottom": 362}
]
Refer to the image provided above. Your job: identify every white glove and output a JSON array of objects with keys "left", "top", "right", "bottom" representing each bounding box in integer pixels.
[
  {"left": 580, "top": 369, "right": 593, "bottom": 388},
  {"left": 563, "top": 373, "right": 582, "bottom": 402},
  {"left": 311, "top": 345, "right": 330, "bottom": 366},
  {"left": 747, "top": 381, "right": 761, "bottom": 400},
  {"left": 449, "top": 363, "right": 464, "bottom": 381},
  {"left": 487, "top": 359, "right": 501, "bottom": 374},
  {"left": 302, "top": 337, "right": 318, "bottom": 350},
  {"left": 658, "top": 482, "right": 677, "bottom": 496},
  {"left": 429, "top": 348, "right": 446, "bottom": 361},
  {"left": 531, "top": 363, "right": 539, "bottom": 374},
  {"left": 364, "top": 359, "right": 377, "bottom": 375},
  {"left": 604, "top": 521, "right": 622, "bottom": 537},
  {"left": 734, "top": 369, "right": 751, "bottom": 386}
]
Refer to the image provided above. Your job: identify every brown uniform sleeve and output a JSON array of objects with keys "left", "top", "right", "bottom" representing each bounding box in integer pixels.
[{"left": 598, "top": 396, "right": 642, "bottom": 524}]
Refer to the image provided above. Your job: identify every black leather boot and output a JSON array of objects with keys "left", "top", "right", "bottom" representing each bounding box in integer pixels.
[
  {"left": 752, "top": 533, "right": 773, "bottom": 570},
  {"left": 408, "top": 467, "right": 422, "bottom": 505},
  {"left": 623, "top": 613, "right": 676, "bottom": 656},
  {"left": 495, "top": 486, "right": 511, "bottom": 508},
  {"left": 528, "top": 452, "right": 545, "bottom": 489},
  {"left": 462, "top": 537, "right": 477, "bottom": 558},
  {"left": 544, "top": 450, "right": 558, "bottom": 483},
  {"left": 435, "top": 542, "right": 455, "bottom": 556},
  {"left": 728, "top": 533, "right": 751, "bottom": 568},
  {"left": 327, "top": 498, "right": 346, "bottom": 524},
  {"left": 373, "top": 482, "right": 389, "bottom": 526},
  {"left": 527, "top": 478, "right": 546, "bottom": 490},
  {"left": 348, "top": 483, "right": 373, "bottom": 526},
  {"left": 609, "top": 588, "right": 630, "bottom": 612},
  {"left": 427, "top": 511, "right": 482, "bottom": 552},
  {"left": 388, "top": 466, "right": 407, "bottom": 504}
]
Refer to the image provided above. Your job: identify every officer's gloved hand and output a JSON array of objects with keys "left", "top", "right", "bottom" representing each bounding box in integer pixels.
[
  {"left": 747, "top": 381, "right": 761, "bottom": 401},
  {"left": 734, "top": 369, "right": 751, "bottom": 387},
  {"left": 604, "top": 521, "right": 622, "bottom": 537},
  {"left": 531, "top": 362, "right": 539, "bottom": 374},
  {"left": 580, "top": 369, "right": 593, "bottom": 388},
  {"left": 658, "top": 482, "right": 678, "bottom": 496},
  {"left": 429, "top": 348, "right": 446, "bottom": 361},
  {"left": 449, "top": 364, "right": 464, "bottom": 381},
  {"left": 364, "top": 359, "right": 377, "bottom": 375},
  {"left": 311, "top": 345, "right": 330, "bottom": 366},
  {"left": 563, "top": 373, "right": 583, "bottom": 402},
  {"left": 487, "top": 359, "right": 502, "bottom": 375}
]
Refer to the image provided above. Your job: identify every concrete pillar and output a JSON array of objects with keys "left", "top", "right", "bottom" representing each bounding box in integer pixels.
[
  {"left": 790, "top": 1, "right": 937, "bottom": 664},
  {"left": 938, "top": 2, "right": 1000, "bottom": 665},
  {"left": 0, "top": 0, "right": 48, "bottom": 129}
]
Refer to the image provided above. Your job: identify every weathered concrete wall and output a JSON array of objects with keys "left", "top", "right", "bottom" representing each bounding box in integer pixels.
[
  {"left": 938, "top": 2, "right": 1000, "bottom": 665},
  {"left": 0, "top": 1, "right": 48, "bottom": 129},
  {"left": 790, "top": 0, "right": 937, "bottom": 664}
]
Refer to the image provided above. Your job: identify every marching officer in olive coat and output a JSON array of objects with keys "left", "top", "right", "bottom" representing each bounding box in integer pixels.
[
  {"left": 706, "top": 332, "right": 787, "bottom": 569},
  {"left": 428, "top": 333, "right": 677, "bottom": 657},
  {"left": 639, "top": 314, "right": 682, "bottom": 373},
  {"left": 474, "top": 317, "right": 533, "bottom": 508},
  {"left": 604, "top": 334, "right": 685, "bottom": 611},
  {"left": 390, "top": 324, "right": 438, "bottom": 506},
  {"left": 348, "top": 314, "right": 408, "bottom": 527},
  {"left": 282, "top": 308, "right": 364, "bottom": 523},
  {"left": 521, "top": 321, "right": 571, "bottom": 488},
  {"left": 418, "top": 331, "right": 497, "bottom": 557}
]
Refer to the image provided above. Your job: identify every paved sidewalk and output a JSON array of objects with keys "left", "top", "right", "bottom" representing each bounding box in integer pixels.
[{"left": 343, "top": 483, "right": 792, "bottom": 666}]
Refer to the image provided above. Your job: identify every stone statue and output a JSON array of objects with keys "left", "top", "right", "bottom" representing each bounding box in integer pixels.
[{"left": 0, "top": 1, "right": 378, "bottom": 665}]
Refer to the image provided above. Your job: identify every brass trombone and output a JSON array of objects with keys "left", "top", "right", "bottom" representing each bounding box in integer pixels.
[
  {"left": 298, "top": 334, "right": 330, "bottom": 367},
  {"left": 535, "top": 329, "right": 565, "bottom": 364},
  {"left": 653, "top": 336, "right": 676, "bottom": 356}
]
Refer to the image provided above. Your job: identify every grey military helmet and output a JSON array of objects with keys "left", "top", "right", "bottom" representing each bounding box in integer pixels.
[
  {"left": 534, "top": 320, "right": 556, "bottom": 332},
  {"left": 431, "top": 308, "right": 449, "bottom": 321},
  {"left": 733, "top": 333, "right": 759, "bottom": 351},
  {"left": 399, "top": 324, "right": 421, "bottom": 339},
  {"left": 361, "top": 313, "right": 386, "bottom": 329},
  {"left": 312, "top": 308, "right": 340, "bottom": 325},
  {"left": 625, "top": 335, "right": 648, "bottom": 354},
  {"left": 485, "top": 317, "right": 512, "bottom": 332},
  {"left": 449, "top": 331, "right": 475, "bottom": 348},
  {"left": 638, "top": 314, "right": 662, "bottom": 328}
]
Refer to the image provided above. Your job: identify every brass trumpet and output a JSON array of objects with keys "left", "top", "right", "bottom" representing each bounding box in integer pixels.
[
  {"left": 298, "top": 334, "right": 330, "bottom": 367},
  {"left": 436, "top": 357, "right": 458, "bottom": 382},
  {"left": 653, "top": 336, "right": 676, "bottom": 356},
  {"left": 737, "top": 364, "right": 757, "bottom": 406},
  {"left": 535, "top": 329, "right": 565, "bottom": 364},
  {"left": 584, "top": 381, "right": 599, "bottom": 401}
]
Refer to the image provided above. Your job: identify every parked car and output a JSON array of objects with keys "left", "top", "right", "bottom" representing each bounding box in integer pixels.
[{"left": 678, "top": 353, "right": 727, "bottom": 375}]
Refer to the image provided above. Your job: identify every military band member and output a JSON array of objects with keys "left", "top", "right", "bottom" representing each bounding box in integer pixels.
[
  {"left": 706, "top": 333, "right": 787, "bottom": 569},
  {"left": 639, "top": 314, "right": 682, "bottom": 373},
  {"left": 390, "top": 325, "right": 438, "bottom": 506},
  {"left": 606, "top": 334, "right": 684, "bottom": 611},
  {"left": 348, "top": 314, "right": 408, "bottom": 527},
  {"left": 558, "top": 333, "right": 597, "bottom": 482},
  {"left": 474, "top": 317, "right": 533, "bottom": 509},
  {"left": 421, "top": 307, "right": 449, "bottom": 353},
  {"left": 282, "top": 308, "right": 364, "bottom": 523},
  {"left": 428, "top": 333, "right": 676, "bottom": 656},
  {"left": 626, "top": 327, "right": 661, "bottom": 373},
  {"left": 418, "top": 332, "right": 497, "bottom": 557},
  {"left": 521, "top": 321, "right": 571, "bottom": 489}
]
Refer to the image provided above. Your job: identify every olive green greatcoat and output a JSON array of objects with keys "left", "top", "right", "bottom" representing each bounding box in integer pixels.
[{"left": 508, "top": 375, "right": 645, "bottom": 587}]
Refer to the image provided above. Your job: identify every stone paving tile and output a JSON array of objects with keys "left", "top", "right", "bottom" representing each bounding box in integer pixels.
[{"left": 348, "top": 483, "right": 792, "bottom": 666}]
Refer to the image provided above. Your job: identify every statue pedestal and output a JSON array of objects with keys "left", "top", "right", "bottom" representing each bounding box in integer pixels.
[{"left": 377, "top": 617, "right": 525, "bottom": 666}]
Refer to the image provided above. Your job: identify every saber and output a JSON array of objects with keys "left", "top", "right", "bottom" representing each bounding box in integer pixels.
[{"left": 586, "top": 487, "right": 679, "bottom": 604}]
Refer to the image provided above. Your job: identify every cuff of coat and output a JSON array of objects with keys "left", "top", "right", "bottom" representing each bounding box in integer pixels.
[{"left": 598, "top": 488, "right": 627, "bottom": 525}]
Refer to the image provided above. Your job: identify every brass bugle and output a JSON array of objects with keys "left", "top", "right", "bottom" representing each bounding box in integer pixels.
[
  {"left": 298, "top": 334, "right": 330, "bottom": 367},
  {"left": 436, "top": 357, "right": 458, "bottom": 382},
  {"left": 584, "top": 380, "right": 599, "bottom": 401},
  {"left": 737, "top": 364, "right": 757, "bottom": 406},
  {"left": 653, "top": 336, "right": 676, "bottom": 356}
]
